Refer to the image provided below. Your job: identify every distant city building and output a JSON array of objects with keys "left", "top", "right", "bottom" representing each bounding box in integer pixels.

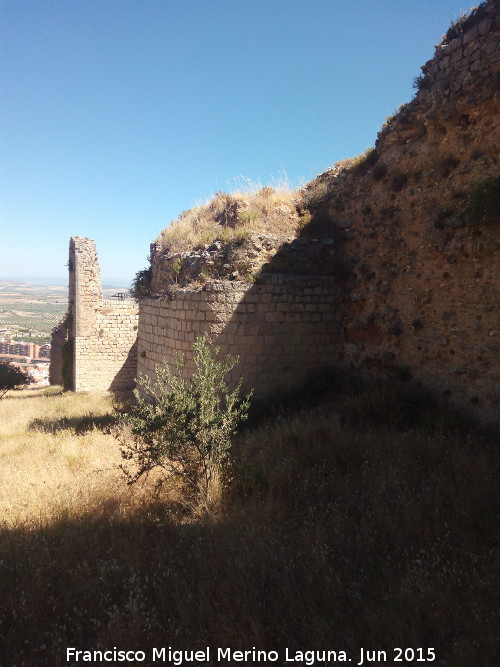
[
  {"left": 0, "top": 340, "right": 42, "bottom": 359},
  {"left": 38, "top": 344, "right": 51, "bottom": 359}
]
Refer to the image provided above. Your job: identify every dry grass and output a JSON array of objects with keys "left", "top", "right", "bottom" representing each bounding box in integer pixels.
[
  {"left": 0, "top": 387, "right": 161, "bottom": 528},
  {"left": 157, "top": 182, "right": 301, "bottom": 254},
  {"left": 156, "top": 154, "right": 384, "bottom": 257},
  {"left": 299, "top": 148, "right": 378, "bottom": 212},
  {"left": 0, "top": 382, "right": 497, "bottom": 665}
]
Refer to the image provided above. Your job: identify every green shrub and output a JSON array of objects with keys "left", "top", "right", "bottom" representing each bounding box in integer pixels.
[
  {"left": 130, "top": 267, "right": 153, "bottom": 300},
  {"left": 465, "top": 177, "right": 500, "bottom": 225},
  {"left": 0, "top": 362, "right": 31, "bottom": 398},
  {"left": 412, "top": 73, "right": 430, "bottom": 91},
  {"left": 171, "top": 257, "right": 183, "bottom": 275},
  {"left": 117, "top": 337, "right": 252, "bottom": 505}
]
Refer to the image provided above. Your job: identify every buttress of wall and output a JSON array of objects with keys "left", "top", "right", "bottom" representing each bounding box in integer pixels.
[
  {"left": 69, "top": 237, "right": 139, "bottom": 392},
  {"left": 74, "top": 300, "right": 139, "bottom": 392},
  {"left": 137, "top": 274, "right": 344, "bottom": 396},
  {"left": 69, "top": 236, "right": 103, "bottom": 338}
]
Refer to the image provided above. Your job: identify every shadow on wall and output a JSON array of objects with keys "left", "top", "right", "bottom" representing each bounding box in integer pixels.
[
  {"left": 209, "top": 208, "right": 352, "bottom": 397},
  {"left": 109, "top": 341, "right": 138, "bottom": 393},
  {"left": 137, "top": 206, "right": 352, "bottom": 401}
]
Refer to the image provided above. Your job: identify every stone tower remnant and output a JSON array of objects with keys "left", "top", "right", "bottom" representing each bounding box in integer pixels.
[{"left": 64, "top": 236, "right": 138, "bottom": 392}]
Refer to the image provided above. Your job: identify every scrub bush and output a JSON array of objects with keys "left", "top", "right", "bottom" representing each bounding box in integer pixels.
[
  {"left": 117, "top": 337, "right": 252, "bottom": 505},
  {"left": 0, "top": 362, "right": 31, "bottom": 398}
]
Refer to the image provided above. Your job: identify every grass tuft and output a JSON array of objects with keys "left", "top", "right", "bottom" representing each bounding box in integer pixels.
[
  {"left": 441, "top": 2, "right": 487, "bottom": 44},
  {"left": 157, "top": 182, "right": 300, "bottom": 254}
]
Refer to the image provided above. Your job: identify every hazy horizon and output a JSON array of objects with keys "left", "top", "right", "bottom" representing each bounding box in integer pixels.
[{"left": 0, "top": 275, "right": 130, "bottom": 289}]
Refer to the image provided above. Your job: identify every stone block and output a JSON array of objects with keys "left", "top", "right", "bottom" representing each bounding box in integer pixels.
[
  {"left": 448, "top": 36, "right": 462, "bottom": 53},
  {"left": 439, "top": 55, "right": 451, "bottom": 70},
  {"left": 244, "top": 324, "right": 260, "bottom": 337},
  {"left": 265, "top": 312, "right": 285, "bottom": 322},
  {"left": 463, "top": 42, "right": 479, "bottom": 58},
  {"left": 463, "top": 25, "right": 479, "bottom": 45},
  {"left": 450, "top": 49, "right": 463, "bottom": 66},
  {"left": 455, "top": 57, "right": 470, "bottom": 69},
  {"left": 478, "top": 19, "right": 493, "bottom": 36}
]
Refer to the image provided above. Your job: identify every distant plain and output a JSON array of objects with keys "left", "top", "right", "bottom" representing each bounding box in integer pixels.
[{"left": 0, "top": 280, "right": 128, "bottom": 342}]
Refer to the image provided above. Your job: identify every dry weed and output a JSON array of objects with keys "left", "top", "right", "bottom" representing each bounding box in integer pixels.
[
  {"left": 0, "top": 387, "right": 159, "bottom": 528},
  {"left": 0, "top": 383, "right": 496, "bottom": 665},
  {"left": 157, "top": 181, "right": 301, "bottom": 254}
]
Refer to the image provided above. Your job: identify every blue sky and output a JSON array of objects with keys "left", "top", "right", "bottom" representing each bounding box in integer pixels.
[{"left": 1, "top": 0, "right": 470, "bottom": 284}]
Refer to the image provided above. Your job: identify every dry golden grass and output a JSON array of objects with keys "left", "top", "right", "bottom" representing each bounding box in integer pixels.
[
  {"left": 299, "top": 147, "right": 379, "bottom": 211},
  {"left": 156, "top": 154, "right": 384, "bottom": 257},
  {"left": 0, "top": 380, "right": 497, "bottom": 665},
  {"left": 0, "top": 387, "right": 160, "bottom": 529},
  {"left": 157, "top": 183, "right": 301, "bottom": 254}
]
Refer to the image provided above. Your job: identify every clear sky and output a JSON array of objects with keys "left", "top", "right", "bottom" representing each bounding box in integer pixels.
[{"left": 1, "top": 0, "right": 470, "bottom": 285}]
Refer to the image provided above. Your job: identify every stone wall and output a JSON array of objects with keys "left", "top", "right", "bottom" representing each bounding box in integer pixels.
[
  {"left": 65, "top": 237, "right": 138, "bottom": 392},
  {"left": 137, "top": 274, "right": 344, "bottom": 397},
  {"left": 143, "top": 1, "right": 499, "bottom": 421},
  {"left": 59, "top": 2, "right": 498, "bottom": 421},
  {"left": 419, "top": 2, "right": 499, "bottom": 96},
  {"left": 304, "top": 0, "right": 499, "bottom": 422}
]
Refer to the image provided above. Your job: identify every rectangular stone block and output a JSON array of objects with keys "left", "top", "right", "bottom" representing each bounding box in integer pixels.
[{"left": 265, "top": 312, "right": 285, "bottom": 322}]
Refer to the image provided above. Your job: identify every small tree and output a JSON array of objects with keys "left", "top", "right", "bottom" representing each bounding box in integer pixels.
[
  {"left": 0, "top": 362, "right": 31, "bottom": 399},
  {"left": 117, "top": 337, "right": 252, "bottom": 504},
  {"left": 130, "top": 267, "right": 153, "bottom": 300}
]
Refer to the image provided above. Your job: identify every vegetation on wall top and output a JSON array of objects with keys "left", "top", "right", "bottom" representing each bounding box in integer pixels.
[
  {"left": 441, "top": 1, "right": 488, "bottom": 44},
  {"left": 157, "top": 185, "right": 301, "bottom": 255}
]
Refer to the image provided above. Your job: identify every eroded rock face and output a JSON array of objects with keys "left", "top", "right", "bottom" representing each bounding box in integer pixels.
[
  {"left": 150, "top": 233, "right": 350, "bottom": 290},
  {"left": 314, "top": 0, "right": 499, "bottom": 420},
  {"left": 150, "top": 234, "right": 291, "bottom": 289}
]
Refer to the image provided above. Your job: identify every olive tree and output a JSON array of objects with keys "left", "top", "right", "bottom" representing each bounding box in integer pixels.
[{"left": 117, "top": 337, "right": 252, "bottom": 504}]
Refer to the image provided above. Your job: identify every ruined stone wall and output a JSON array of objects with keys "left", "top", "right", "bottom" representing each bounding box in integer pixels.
[
  {"left": 66, "top": 237, "right": 138, "bottom": 392},
  {"left": 419, "top": 3, "right": 499, "bottom": 95},
  {"left": 137, "top": 274, "right": 344, "bottom": 396},
  {"left": 305, "top": 1, "right": 499, "bottom": 422},
  {"left": 140, "top": 2, "right": 498, "bottom": 420},
  {"left": 60, "top": 2, "right": 498, "bottom": 420}
]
